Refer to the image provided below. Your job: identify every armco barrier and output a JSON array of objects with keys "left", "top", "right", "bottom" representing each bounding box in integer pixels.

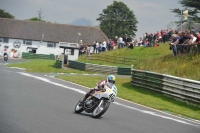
[
  {"left": 22, "top": 52, "right": 55, "bottom": 60},
  {"left": 68, "top": 60, "right": 86, "bottom": 70},
  {"left": 131, "top": 69, "right": 200, "bottom": 106},
  {"left": 68, "top": 60, "right": 131, "bottom": 75},
  {"left": 55, "top": 60, "right": 62, "bottom": 68},
  {"left": 118, "top": 67, "right": 131, "bottom": 75}
]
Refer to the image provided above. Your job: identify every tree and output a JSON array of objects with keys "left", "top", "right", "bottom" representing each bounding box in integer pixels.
[
  {"left": 0, "top": 9, "right": 15, "bottom": 19},
  {"left": 28, "top": 17, "right": 45, "bottom": 22},
  {"left": 96, "top": 1, "right": 138, "bottom": 39},
  {"left": 28, "top": 9, "right": 45, "bottom": 22},
  {"left": 171, "top": 0, "right": 200, "bottom": 30},
  {"left": 180, "top": 0, "right": 200, "bottom": 10}
]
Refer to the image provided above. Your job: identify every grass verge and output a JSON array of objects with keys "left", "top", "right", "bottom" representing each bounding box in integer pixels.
[{"left": 7, "top": 59, "right": 96, "bottom": 74}]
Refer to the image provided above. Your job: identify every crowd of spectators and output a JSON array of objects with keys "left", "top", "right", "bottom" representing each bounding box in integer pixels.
[
  {"left": 78, "top": 28, "right": 200, "bottom": 57},
  {"left": 168, "top": 30, "right": 200, "bottom": 56}
]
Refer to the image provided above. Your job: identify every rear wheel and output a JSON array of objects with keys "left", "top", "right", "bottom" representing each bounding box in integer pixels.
[
  {"left": 92, "top": 100, "right": 110, "bottom": 118},
  {"left": 74, "top": 100, "right": 84, "bottom": 113}
]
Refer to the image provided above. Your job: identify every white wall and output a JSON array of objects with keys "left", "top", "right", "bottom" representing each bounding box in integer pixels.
[{"left": 0, "top": 38, "right": 79, "bottom": 60}]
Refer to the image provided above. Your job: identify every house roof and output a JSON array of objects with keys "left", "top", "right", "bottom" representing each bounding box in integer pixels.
[
  {"left": 0, "top": 18, "right": 108, "bottom": 44},
  {"left": 176, "top": 22, "right": 200, "bottom": 32}
]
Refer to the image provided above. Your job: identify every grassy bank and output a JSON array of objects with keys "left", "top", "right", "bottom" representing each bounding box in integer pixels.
[{"left": 79, "top": 44, "right": 200, "bottom": 81}]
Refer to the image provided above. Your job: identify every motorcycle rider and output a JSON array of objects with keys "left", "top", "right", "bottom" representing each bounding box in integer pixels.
[
  {"left": 3, "top": 48, "right": 8, "bottom": 61},
  {"left": 81, "top": 75, "right": 116, "bottom": 103}
]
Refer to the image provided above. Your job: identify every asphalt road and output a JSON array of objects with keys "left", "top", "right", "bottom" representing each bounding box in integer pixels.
[{"left": 0, "top": 59, "right": 200, "bottom": 133}]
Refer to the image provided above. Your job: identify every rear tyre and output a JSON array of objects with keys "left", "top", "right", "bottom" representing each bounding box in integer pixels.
[
  {"left": 92, "top": 101, "right": 110, "bottom": 118},
  {"left": 74, "top": 100, "right": 84, "bottom": 114}
]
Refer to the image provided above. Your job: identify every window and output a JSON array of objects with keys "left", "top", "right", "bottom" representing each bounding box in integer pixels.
[
  {"left": 23, "top": 40, "right": 32, "bottom": 45},
  {"left": 47, "top": 42, "right": 56, "bottom": 47},
  {"left": 0, "top": 37, "right": 9, "bottom": 43}
]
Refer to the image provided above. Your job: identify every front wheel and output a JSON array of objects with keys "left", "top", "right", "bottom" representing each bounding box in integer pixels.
[
  {"left": 92, "top": 100, "right": 110, "bottom": 118},
  {"left": 74, "top": 100, "right": 84, "bottom": 114}
]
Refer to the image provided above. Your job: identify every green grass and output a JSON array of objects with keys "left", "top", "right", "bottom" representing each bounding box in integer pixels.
[{"left": 7, "top": 59, "right": 95, "bottom": 74}]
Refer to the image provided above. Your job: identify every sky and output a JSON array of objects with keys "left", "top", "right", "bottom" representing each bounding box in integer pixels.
[{"left": 0, "top": 0, "right": 182, "bottom": 40}]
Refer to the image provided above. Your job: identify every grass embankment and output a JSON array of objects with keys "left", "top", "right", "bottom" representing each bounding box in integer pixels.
[
  {"left": 6, "top": 44, "right": 200, "bottom": 120},
  {"left": 79, "top": 44, "right": 200, "bottom": 81}
]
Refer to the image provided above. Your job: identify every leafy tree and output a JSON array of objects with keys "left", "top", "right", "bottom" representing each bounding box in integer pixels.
[
  {"left": 96, "top": 1, "right": 138, "bottom": 39},
  {"left": 0, "top": 9, "right": 15, "bottom": 19}
]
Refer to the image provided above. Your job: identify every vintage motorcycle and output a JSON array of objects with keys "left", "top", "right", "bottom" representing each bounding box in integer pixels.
[
  {"left": 74, "top": 82, "right": 117, "bottom": 118},
  {"left": 4, "top": 53, "right": 8, "bottom": 62}
]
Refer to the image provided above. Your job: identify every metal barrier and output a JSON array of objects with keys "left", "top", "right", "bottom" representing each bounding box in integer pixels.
[
  {"left": 170, "top": 44, "right": 200, "bottom": 56},
  {"left": 131, "top": 69, "right": 200, "bottom": 106},
  {"left": 68, "top": 60, "right": 131, "bottom": 75},
  {"left": 55, "top": 60, "right": 62, "bottom": 68},
  {"left": 68, "top": 60, "right": 86, "bottom": 70},
  {"left": 22, "top": 52, "right": 55, "bottom": 60}
]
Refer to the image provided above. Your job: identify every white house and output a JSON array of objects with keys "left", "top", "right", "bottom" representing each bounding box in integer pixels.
[{"left": 0, "top": 18, "right": 108, "bottom": 60}]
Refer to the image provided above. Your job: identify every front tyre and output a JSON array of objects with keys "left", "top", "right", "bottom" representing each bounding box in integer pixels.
[
  {"left": 74, "top": 100, "right": 84, "bottom": 114},
  {"left": 92, "top": 100, "right": 110, "bottom": 118}
]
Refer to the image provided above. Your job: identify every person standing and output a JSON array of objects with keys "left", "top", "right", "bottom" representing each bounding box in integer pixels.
[
  {"left": 95, "top": 41, "right": 99, "bottom": 53},
  {"left": 102, "top": 40, "right": 107, "bottom": 52},
  {"left": 98, "top": 42, "right": 102, "bottom": 52},
  {"left": 93, "top": 41, "right": 96, "bottom": 53}
]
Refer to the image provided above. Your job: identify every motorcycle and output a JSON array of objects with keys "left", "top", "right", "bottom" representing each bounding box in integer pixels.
[
  {"left": 74, "top": 82, "right": 117, "bottom": 118},
  {"left": 4, "top": 53, "right": 8, "bottom": 62}
]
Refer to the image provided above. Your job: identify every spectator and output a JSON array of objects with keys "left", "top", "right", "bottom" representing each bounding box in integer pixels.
[
  {"left": 128, "top": 42, "right": 134, "bottom": 49},
  {"left": 95, "top": 41, "right": 99, "bottom": 53},
  {"left": 178, "top": 31, "right": 190, "bottom": 54},
  {"left": 86, "top": 45, "right": 91, "bottom": 57},
  {"left": 192, "top": 32, "right": 200, "bottom": 55},
  {"left": 78, "top": 44, "right": 84, "bottom": 56},
  {"left": 99, "top": 42, "right": 102, "bottom": 52},
  {"left": 185, "top": 33, "right": 197, "bottom": 53},
  {"left": 93, "top": 41, "right": 96, "bottom": 53},
  {"left": 118, "top": 36, "right": 123, "bottom": 49},
  {"left": 102, "top": 40, "right": 106, "bottom": 52},
  {"left": 111, "top": 39, "right": 115, "bottom": 50},
  {"left": 148, "top": 33, "right": 153, "bottom": 47},
  {"left": 138, "top": 37, "right": 143, "bottom": 46},
  {"left": 143, "top": 39, "right": 149, "bottom": 47},
  {"left": 169, "top": 34, "right": 180, "bottom": 56},
  {"left": 123, "top": 34, "right": 129, "bottom": 47}
]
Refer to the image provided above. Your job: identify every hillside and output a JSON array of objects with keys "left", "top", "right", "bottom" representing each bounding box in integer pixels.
[{"left": 78, "top": 43, "right": 200, "bottom": 81}]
